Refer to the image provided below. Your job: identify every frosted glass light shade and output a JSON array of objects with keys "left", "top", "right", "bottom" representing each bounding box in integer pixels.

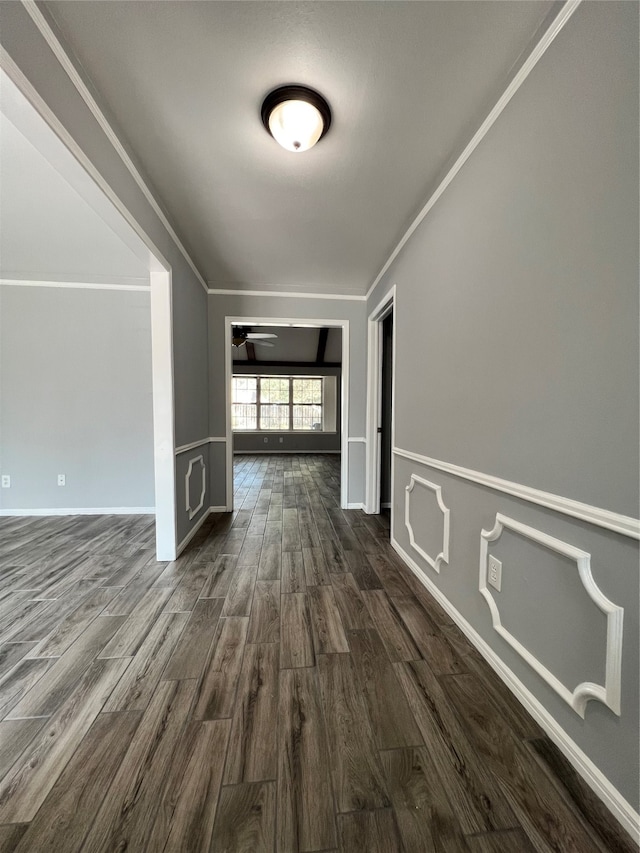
[
  {"left": 261, "top": 86, "right": 331, "bottom": 153},
  {"left": 268, "top": 99, "right": 324, "bottom": 152}
]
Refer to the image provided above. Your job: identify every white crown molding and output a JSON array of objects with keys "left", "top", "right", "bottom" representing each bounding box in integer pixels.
[
  {"left": 347, "top": 437, "right": 366, "bottom": 443},
  {"left": 0, "top": 278, "right": 149, "bottom": 292},
  {"left": 185, "top": 455, "right": 206, "bottom": 520},
  {"left": 393, "top": 447, "right": 640, "bottom": 541},
  {"left": 389, "top": 534, "right": 639, "bottom": 841},
  {"left": 404, "top": 473, "right": 450, "bottom": 573},
  {"left": 208, "top": 287, "right": 365, "bottom": 301},
  {"left": 0, "top": 507, "right": 154, "bottom": 516},
  {"left": 21, "top": 0, "right": 209, "bottom": 295},
  {"left": 365, "top": 0, "right": 583, "bottom": 301},
  {"left": 175, "top": 436, "right": 228, "bottom": 455},
  {"left": 480, "top": 514, "right": 623, "bottom": 718}
]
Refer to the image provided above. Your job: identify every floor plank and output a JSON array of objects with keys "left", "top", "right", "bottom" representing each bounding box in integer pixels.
[
  {"left": 307, "top": 584, "right": 350, "bottom": 655},
  {"left": 337, "top": 808, "right": 403, "bottom": 853},
  {"left": 80, "top": 679, "right": 196, "bottom": 853},
  {"left": 318, "top": 652, "right": 390, "bottom": 813},
  {"left": 12, "top": 710, "right": 141, "bottom": 853},
  {"left": 163, "top": 597, "right": 224, "bottom": 680},
  {"left": 0, "top": 658, "right": 130, "bottom": 823},
  {"left": 381, "top": 746, "right": 472, "bottom": 852},
  {"left": 280, "top": 593, "right": 315, "bottom": 669},
  {"left": 277, "top": 666, "right": 336, "bottom": 852},
  {"left": 146, "top": 719, "right": 231, "bottom": 853},
  {"left": 247, "top": 580, "right": 280, "bottom": 644},
  {"left": 212, "top": 781, "right": 276, "bottom": 853},
  {"left": 192, "top": 617, "right": 249, "bottom": 720},
  {"left": 224, "top": 643, "right": 279, "bottom": 784}
]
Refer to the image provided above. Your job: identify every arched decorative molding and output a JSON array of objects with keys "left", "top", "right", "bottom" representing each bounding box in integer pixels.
[
  {"left": 405, "top": 474, "right": 450, "bottom": 573},
  {"left": 480, "top": 513, "right": 623, "bottom": 718},
  {"left": 185, "top": 455, "right": 206, "bottom": 520}
]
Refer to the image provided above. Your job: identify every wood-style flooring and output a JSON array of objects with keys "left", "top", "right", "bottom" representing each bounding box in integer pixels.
[{"left": 0, "top": 454, "right": 635, "bottom": 852}]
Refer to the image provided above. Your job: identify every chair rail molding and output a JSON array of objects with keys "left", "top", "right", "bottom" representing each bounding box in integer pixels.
[
  {"left": 393, "top": 446, "right": 640, "bottom": 540},
  {"left": 185, "top": 455, "right": 206, "bottom": 521},
  {"left": 480, "top": 513, "right": 624, "bottom": 718},
  {"left": 405, "top": 473, "right": 450, "bottom": 573}
]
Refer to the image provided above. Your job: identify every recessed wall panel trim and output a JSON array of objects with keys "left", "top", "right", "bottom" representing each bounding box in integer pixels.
[
  {"left": 480, "top": 513, "right": 624, "bottom": 718},
  {"left": 404, "top": 473, "right": 450, "bottom": 573}
]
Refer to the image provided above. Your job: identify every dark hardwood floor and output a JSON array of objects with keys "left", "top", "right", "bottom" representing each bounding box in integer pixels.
[{"left": 0, "top": 454, "right": 635, "bottom": 852}]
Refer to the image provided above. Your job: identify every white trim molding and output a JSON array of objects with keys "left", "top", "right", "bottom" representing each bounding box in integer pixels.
[
  {"left": 347, "top": 437, "right": 366, "bottom": 444},
  {"left": 176, "top": 438, "right": 210, "bottom": 455},
  {"left": 185, "top": 455, "right": 206, "bottom": 521},
  {"left": 393, "top": 447, "right": 640, "bottom": 541},
  {"left": 0, "top": 278, "right": 149, "bottom": 291},
  {"left": 175, "top": 436, "right": 227, "bottom": 455},
  {"left": 404, "top": 474, "right": 450, "bottom": 573},
  {"left": 480, "top": 514, "right": 623, "bottom": 719},
  {"left": 365, "top": 1, "right": 582, "bottom": 300},
  {"left": 0, "top": 507, "right": 155, "bottom": 516},
  {"left": 389, "top": 534, "right": 639, "bottom": 840},
  {"left": 209, "top": 287, "right": 365, "bottom": 301}
]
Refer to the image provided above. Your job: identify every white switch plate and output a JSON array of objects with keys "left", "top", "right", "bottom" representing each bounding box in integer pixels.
[
  {"left": 57, "top": 474, "right": 66, "bottom": 486},
  {"left": 1, "top": 475, "right": 10, "bottom": 488},
  {"left": 488, "top": 555, "right": 502, "bottom": 592},
  {"left": 279, "top": 437, "right": 283, "bottom": 443}
]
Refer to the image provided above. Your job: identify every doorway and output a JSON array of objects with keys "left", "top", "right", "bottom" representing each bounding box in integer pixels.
[
  {"left": 379, "top": 312, "right": 393, "bottom": 512},
  {"left": 365, "top": 286, "right": 395, "bottom": 519},
  {"left": 224, "top": 316, "right": 351, "bottom": 510}
]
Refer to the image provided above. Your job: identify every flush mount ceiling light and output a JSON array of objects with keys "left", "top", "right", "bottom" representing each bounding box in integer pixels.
[{"left": 261, "top": 85, "right": 331, "bottom": 153}]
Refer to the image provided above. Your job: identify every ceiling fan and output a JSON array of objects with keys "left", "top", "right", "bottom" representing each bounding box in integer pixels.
[{"left": 232, "top": 326, "right": 278, "bottom": 348}]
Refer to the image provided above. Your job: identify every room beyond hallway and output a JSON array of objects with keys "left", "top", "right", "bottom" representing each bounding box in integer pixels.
[{"left": 0, "top": 455, "right": 633, "bottom": 851}]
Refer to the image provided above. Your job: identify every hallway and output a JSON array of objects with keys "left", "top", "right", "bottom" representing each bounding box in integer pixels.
[{"left": 0, "top": 455, "right": 632, "bottom": 852}]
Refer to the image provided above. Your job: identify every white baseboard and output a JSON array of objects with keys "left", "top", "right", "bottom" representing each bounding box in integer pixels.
[
  {"left": 0, "top": 507, "right": 155, "bottom": 516},
  {"left": 176, "top": 505, "right": 231, "bottom": 556},
  {"left": 346, "top": 502, "right": 365, "bottom": 510},
  {"left": 390, "top": 535, "right": 640, "bottom": 843}
]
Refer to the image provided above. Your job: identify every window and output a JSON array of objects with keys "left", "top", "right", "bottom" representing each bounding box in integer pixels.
[{"left": 232, "top": 375, "right": 325, "bottom": 431}]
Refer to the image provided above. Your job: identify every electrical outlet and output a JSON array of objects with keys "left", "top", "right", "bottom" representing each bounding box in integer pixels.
[
  {"left": 279, "top": 437, "right": 283, "bottom": 443},
  {"left": 1, "top": 475, "right": 10, "bottom": 488},
  {"left": 57, "top": 474, "right": 66, "bottom": 486},
  {"left": 263, "top": 437, "right": 268, "bottom": 443},
  {"left": 488, "top": 555, "right": 502, "bottom": 592}
]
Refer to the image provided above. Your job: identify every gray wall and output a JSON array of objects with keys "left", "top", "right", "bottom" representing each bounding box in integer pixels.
[
  {"left": 232, "top": 364, "right": 341, "bottom": 454},
  {"left": 208, "top": 293, "right": 366, "bottom": 506},
  {"left": 0, "top": 2, "right": 211, "bottom": 549},
  {"left": 369, "top": 1, "right": 639, "bottom": 811},
  {"left": 0, "top": 286, "right": 154, "bottom": 509}
]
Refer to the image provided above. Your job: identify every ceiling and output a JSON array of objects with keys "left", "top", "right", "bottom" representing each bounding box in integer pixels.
[
  {"left": 0, "top": 71, "right": 150, "bottom": 284},
  {"left": 43, "top": 1, "right": 555, "bottom": 296},
  {"left": 233, "top": 326, "right": 342, "bottom": 364}
]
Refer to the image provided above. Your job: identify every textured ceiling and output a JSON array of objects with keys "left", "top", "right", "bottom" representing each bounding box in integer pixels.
[{"left": 44, "top": 1, "right": 555, "bottom": 295}]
